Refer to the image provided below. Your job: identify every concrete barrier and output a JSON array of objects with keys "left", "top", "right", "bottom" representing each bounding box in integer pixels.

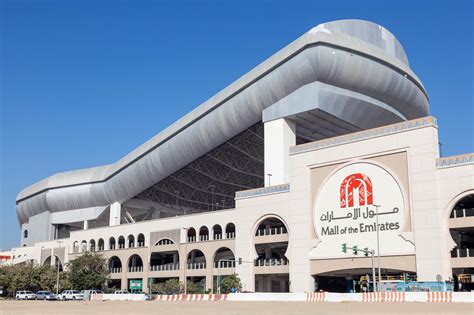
[
  {"left": 155, "top": 293, "right": 228, "bottom": 301},
  {"left": 228, "top": 293, "right": 306, "bottom": 302},
  {"left": 93, "top": 293, "right": 147, "bottom": 301}
]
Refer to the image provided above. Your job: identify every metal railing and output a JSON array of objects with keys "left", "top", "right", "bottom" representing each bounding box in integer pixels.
[
  {"left": 255, "top": 227, "right": 287, "bottom": 236},
  {"left": 150, "top": 263, "right": 179, "bottom": 272},
  {"left": 254, "top": 258, "right": 289, "bottom": 267},
  {"left": 451, "top": 248, "right": 474, "bottom": 258},
  {"left": 109, "top": 267, "right": 122, "bottom": 273},
  {"left": 450, "top": 208, "right": 474, "bottom": 218},
  {"left": 128, "top": 266, "right": 144, "bottom": 272},
  {"left": 214, "top": 260, "right": 235, "bottom": 268},
  {"left": 187, "top": 262, "right": 206, "bottom": 270}
]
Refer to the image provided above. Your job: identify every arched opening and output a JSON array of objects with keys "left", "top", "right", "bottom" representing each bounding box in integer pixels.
[
  {"left": 199, "top": 226, "right": 209, "bottom": 241},
  {"left": 128, "top": 234, "right": 135, "bottom": 248},
  {"left": 449, "top": 193, "right": 474, "bottom": 291},
  {"left": 98, "top": 238, "right": 104, "bottom": 251},
  {"left": 213, "top": 247, "right": 235, "bottom": 268},
  {"left": 155, "top": 238, "right": 175, "bottom": 246},
  {"left": 253, "top": 216, "right": 289, "bottom": 293},
  {"left": 225, "top": 223, "right": 235, "bottom": 239},
  {"left": 43, "top": 255, "right": 63, "bottom": 271},
  {"left": 118, "top": 236, "right": 125, "bottom": 249},
  {"left": 128, "top": 254, "right": 144, "bottom": 272},
  {"left": 187, "top": 249, "right": 206, "bottom": 269},
  {"left": 212, "top": 224, "right": 223, "bottom": 240},
  {"left": 109, "top": 237, "right": 116, "bottom": 250},
  {"left": 255, "top": 217, "right": 287, "bottom": 236},
  {"left": 108, "top": 256, "right": 122, "bottom": 273},
  {"left": 23, "top": 230, "right": 28, "bottom": 238},
  {"left": 80, "top": 240, "right": 87, "bottom": 252},
  {"left": 187, "top": 228, "right": 196, "bottom": 242},
  {"left": 73, "top": 241, "right": 79, "bottom": 253},
  {"left": 89, "top": 239, "right": 96, "bottom": 251},
  {"left": 137, "top": 233, "right": 145, "bottom": 247},
  {"left": 150, "top": 248, "right": 179, "bottom": 272}
]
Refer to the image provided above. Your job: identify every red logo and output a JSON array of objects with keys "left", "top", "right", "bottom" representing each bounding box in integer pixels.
[{"left": 340, "top": 173, "right": 373, "bottom": 208}]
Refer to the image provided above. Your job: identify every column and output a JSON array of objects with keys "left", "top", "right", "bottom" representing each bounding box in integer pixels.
[
  {"left": 110, "top": 202, "right": 121, "bottom": 226},
  {"left": 83, "top": 220, "right": 89, "bottom": 230},
  {"left": 264, "top": 118, "right": 296, "bottom": 186}
]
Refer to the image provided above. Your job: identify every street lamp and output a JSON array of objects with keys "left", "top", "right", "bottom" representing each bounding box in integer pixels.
[
  {"left": 182, "top": 228, "right": 189, "bottom": 295},
  {"left": 55, "top": 240, "right": 63, "bottom": 295},
  {"left": 373, "top": 204, "right": 382, "bottom": 291}
]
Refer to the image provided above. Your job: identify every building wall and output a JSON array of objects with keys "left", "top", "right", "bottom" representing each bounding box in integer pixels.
[{"left": 6, "top": 118, "right": 474, "bottom": 293}]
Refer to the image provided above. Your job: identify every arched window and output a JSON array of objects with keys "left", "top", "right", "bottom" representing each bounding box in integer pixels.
[
  {"left": 80, "top": 240, "right": 87, "bottom": 252},
  {"left": 255, "top": 217, "right": 287, "bottom": 236},
  {"left": 108, "top": 256, "right": 122, "bottom": 273},
  {"left": 186, "top": 249, "right": 206, "bottom": 269},
  {"left": 225, "top": 223, "right": 235, "bottom": 239},
  {"left": 109, "top": 237, "right": 116, "bottom": 250},
  {"left": 23, "top": 230, "right": 28, "bottom": 238},
  {"left": 155, "top": 238, "right": 175, "bottom": 246},
  {"left": 186, "top": 228, "right": 196, "bottom": 242},
  {"left": 98, "top": 238, "right": 104, "bottom": 251},
  {"left": 137, "top": 233, "right": 145, "bottom": 247},
  {"left": 89, "top": 239, "right": 96, "bottom": 251},
  {"left": 127, "top": 234, "right": 135, "bottom": 248},
  {"left": 213, "top": 247, "right": 235, "bottom": 268},
  {"left": 127, "top": 254, "right": 144, "bottom": 272},
  {"left": 199, "top": 226, "right": 209, "bottom": 241},
  {"left": 212, "top": 224, "right": 222, "bottom": 240},
  {"left": 118, "top": 236, "right": 125, "bottom": 249}
]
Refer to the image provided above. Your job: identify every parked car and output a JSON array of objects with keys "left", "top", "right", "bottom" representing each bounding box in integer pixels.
[
  {"left": 15, "top": 290, "right": 36, "bottom": 300},
  {"left": 35, "top": 291, "right": 57, "bottom": 300},
  {"left": 59, "top": 290, "right": 84, "bottom": 300}
]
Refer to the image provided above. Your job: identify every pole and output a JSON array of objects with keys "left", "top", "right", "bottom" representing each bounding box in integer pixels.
[
  {"left": 55, "top": 241, "right": 63, "bottom": 295},
  {"left": 374, "top": 205, "right": 381, "bottom": 291},
  {"left": 182, "top": 228, "right": 188, "bottom": 295},
  {"left": 371, "top": 250, "right": 376, "bottom": 292}
]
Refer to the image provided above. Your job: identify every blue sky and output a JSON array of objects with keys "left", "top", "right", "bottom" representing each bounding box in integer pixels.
[{"left": 1, "top": 0, "right": 472, "bottom": 250}]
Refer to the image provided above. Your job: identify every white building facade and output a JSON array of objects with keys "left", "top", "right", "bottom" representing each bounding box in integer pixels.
[{"left": 3, "top": 20, "right": 473, "bottom": 293}]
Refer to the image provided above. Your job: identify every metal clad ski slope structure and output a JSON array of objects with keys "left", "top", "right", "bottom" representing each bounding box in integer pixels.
[{"left": 16, "top": 20, "right": 429, "bottom": 224}]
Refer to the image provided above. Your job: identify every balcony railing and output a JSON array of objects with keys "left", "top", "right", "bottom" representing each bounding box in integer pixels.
[
  {"left": 187, "top": 262, "right": 206, "bottom": 270},
  {"left": 138, "top": 241, "right": 145, "bottom": 247},
  {"left": 226, "top": 232, "right": 235, "bottom": 239},
  {"left": 451, "top": 248, "right": 474, "bottom": 258},
  {"left": 199, "top": 235, "right": 209, "bottom": 242},
  {"left": 187, "top": 233, "right": 235, "bottom": 243},
  {"left": 214, "top": 260, "right": 236, "bottom": 268},
  {"left": 450, "top": 208, "right": 474, "bottom": 218},
  {"left": 255, "top": 227, "right": 287, "bottom": 236},
  {"left": 128, "top": 266, "right": 144, "bottom": 272},
  {"left": 213, "top": 234, "right": 222, "bottom": 240},
  {"left": 109, "top": 267, "right": 122, "bottom": 273},
  {"left": 150, "top": 264, "right": 179, "bottom": 272},
  {"left": 254, "top": 258, "right": 289, "bottom": 267}
]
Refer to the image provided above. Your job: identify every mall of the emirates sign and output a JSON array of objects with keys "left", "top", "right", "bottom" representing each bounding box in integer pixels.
[{"left": 312, "top": 162, "right": 414, "bottom": 258}]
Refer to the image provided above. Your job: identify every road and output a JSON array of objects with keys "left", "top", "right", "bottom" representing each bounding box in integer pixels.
[{"left": 0, "top": 300, "right": 471, "bottom": 314}]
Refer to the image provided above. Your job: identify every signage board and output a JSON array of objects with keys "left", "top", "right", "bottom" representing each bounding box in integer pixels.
[
  {"left": 312, "top": 162, "right": 413, "bottom": 258},
  {"left": 129, "top": 279, "right": 142, "bottom": 291}
]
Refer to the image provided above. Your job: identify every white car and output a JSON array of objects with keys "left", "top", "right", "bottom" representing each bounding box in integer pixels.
[
  {"left": 15, "top": 290, "right": 36, "bottom": 300},
  {"left": 59, "top": 290, "right": 84, "bottom": 300}
]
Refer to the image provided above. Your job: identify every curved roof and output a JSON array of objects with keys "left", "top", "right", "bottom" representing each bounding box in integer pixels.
[{"left": 16, "top": 19, "right": 429, "bottom": 224}]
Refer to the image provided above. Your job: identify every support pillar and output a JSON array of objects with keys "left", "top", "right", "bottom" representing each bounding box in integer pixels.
[
  {"left": 110, "top": 202, "right": 121, "bottom": 226},
  {"left": 83, "top": 220, "right": 89, "bottom": 230},
  {"left": 264, "top": 118, "right": 296, "bottom": 186}
]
